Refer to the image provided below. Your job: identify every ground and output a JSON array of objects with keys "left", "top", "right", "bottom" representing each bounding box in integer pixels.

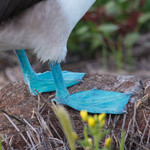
[
  {"left": 0, "top": 33, "right": 150, "bottom": 149},
  {"left": 0, "top": 73, "right": 150, "bottom": 149}
]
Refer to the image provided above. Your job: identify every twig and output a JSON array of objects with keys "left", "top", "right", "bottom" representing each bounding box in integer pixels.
[
  {"left": 35, "top": 110, "right": 51, "bottom": 137},
  {"left": 125, "top": 119, "right": 132, "bottom": 141},
  {"left": 135, "top": 120, "right": 142, "bottom": 136},
  {"left": 26, "top": 130, "right": 36, "bottom": 150},
  {"left": 38, "top": 95, "right": 41, "bottom": 111},
  {"left": 34, "top": 89, "right": 52, "bottom": 105},
  {"left": 129, "top": 101, "right": 137, "bottom": 150},
  {"left": 107, "top": 114, "right": 111, "bottom": 126},
  {"left": 113, "top": 134, "right": 119, "bottom": 148},
  {"left": 141, "top": 104, "right": 150, "bottom": 110},
  {"left": 122, "top": 113, "right": 126, "bottom": 131},
  {"left": 4, "top": 113, "right": 32, "bottom": 149},
  {"left": 132, "top": 101, "right": 137, "bottom": 134},
  {"left": 129, "top": 139, "right": 150, "bottom": 150},
  {"left": 146, "top": 130, "right": 150, "bottom": 145},
  {"left": 47, "top": 112, "right": 62, "bottom": 144},
  {"left": 23, "top": 118, "right": 41, "bottom": 144},
  {"left": 136, "top": 94, "right": 149, "bottom": 108},
  {"left": 2, "top": 134, "right": 14, "bottom": 150},
  {"left": 0, "top": 110, "right": 26, "bottom": 125},
  {"left": 143, "top": 109, "right": 150, "bottom": 128},
  {"left": 113, "top": 115, "right": 120, "bottom": 128},
  {"left": 140, "top": 115, "right": 150, "bottom": 144}
]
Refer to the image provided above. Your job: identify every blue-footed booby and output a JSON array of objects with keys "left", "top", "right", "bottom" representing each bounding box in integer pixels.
[{"left": 0, "top": 0, "right": 131, "bottom": 114}]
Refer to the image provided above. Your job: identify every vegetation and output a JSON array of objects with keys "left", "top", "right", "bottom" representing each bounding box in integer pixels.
[
  {"left": 79, "top": 111, "right": 110, "bottom": 150},
  {"left": 0, "top": 95, "right": 149, "bottom": 149},
  {"left": 0, "top": 138, "right": 1, "bottom": 150},
  {"left": 53, "top": 105, "right": 126, "bottom": 150},
  {"left": 68, "top": 0, "right": 150, "bottom": 69},
  {"left": 52, "top": 104, "right": 76, "bottom": 150}
]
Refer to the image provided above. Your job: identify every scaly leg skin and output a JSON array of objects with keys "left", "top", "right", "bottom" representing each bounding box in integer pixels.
[
  {"left": 49, "top": 63, "right": 132, "bottom": 114},
  {"left": 14, "top": 50, "right": 85, "bottom": 95}
]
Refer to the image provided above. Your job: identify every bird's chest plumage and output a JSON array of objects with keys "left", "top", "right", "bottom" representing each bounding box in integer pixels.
[
  {"left": 0, "top": 1, "right": 68, "bottom": 49},
  {"left": 0, "top": 0, "right": 95, "bottom": 62}
]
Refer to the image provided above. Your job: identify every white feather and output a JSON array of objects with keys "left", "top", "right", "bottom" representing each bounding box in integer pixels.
[{"left": 0, "top": 0, "right": 96, "bottom": 62}]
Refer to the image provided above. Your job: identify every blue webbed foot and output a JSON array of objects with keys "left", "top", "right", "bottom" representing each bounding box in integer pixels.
[
  {"left": 53, "top": 89, "right": 131, "bottom": 114},
  {"left": 14, "top": 49, "right": 85, "bottom": 95},
  {"left": 26, "top": 71, "right": 85, "bottom": 95},
  {"left": 49, "top": 63, "right": 131, "bottom": 114}
]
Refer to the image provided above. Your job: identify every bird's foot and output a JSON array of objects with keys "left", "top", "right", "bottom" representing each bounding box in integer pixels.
[
  {"left": 53, "top": 89, "right": 131, "bottom": 114},
  {"left": 25, "top": 71, "right": 85, "bottom": 95}
]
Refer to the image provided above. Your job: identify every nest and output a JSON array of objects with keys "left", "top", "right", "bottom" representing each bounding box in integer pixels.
[{"left": 0, "top": 74, "right": 150, "bottom": 150}]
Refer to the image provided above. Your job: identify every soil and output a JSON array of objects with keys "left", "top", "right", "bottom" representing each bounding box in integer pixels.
[{"left": 0, "top": 73, "right": 150, "bottom": 150}]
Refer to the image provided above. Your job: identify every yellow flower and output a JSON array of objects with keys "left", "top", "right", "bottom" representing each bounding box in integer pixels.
[
  {"left": 88, "top": 117, "right": 95, "bottom": 127},
  {"left": 105, "top": 137, "right": 112, "bottom": 148},
  {"left": 99, "top": 119, "right": 105, "bottom": 127},
  {"left": 88, "top": 138, "right": 93, "bottom": 145},
  {"left": 72, "top": 131, "right": 78, "bottom": 140},
  {"left": 80, "top": 110, "right": 88, "bottom": 122},
  {"left": 98, "top": 113, "right": 106, "bottom": 122}
]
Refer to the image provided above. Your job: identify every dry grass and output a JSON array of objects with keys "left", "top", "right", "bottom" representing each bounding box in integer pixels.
[{"left": 0, "top": 92, "right": 150, "bottom": 150}]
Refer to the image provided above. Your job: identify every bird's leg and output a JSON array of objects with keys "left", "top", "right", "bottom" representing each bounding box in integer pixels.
[
  {"left": 49, "top": 62, "right": 132, "bottom": 114},
  {"left": 49, "top": 63, "right": 70, "bottom": 104},
  {"left": 14, "top": 50, "right": 85, "bottom": 95},
  {"left": 14, "top": 50, "right": 36, "bottom": 84}
]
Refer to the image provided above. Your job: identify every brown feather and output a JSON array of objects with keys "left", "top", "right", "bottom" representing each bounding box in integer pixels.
[{"left": 0, "top": 0, "right": 44, "bottom": 22}]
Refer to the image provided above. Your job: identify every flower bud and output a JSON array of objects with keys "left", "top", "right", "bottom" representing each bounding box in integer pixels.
[
  {"left": 80, "top": 110, "right": 88, "bottom": 122},
  {"left": 88, "top": 117, "right": 95, "bottom": 127},
  {"left": 99, "top": 119, "right": 105, "bottom": 127},
  {"left": 105, "top": 137, "right": 112, "bottom": 148},
  {"left": 98, "top": 113, "right": 106, "bottom": 122},
  {"left": 88, "top": 138, "right": 93, "bottom": 145}
]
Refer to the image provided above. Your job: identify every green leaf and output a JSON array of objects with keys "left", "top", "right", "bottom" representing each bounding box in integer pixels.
[
  {"left": 90, "top": 34, "right": 103, "bottom": 50},
  {"left": 76, "top": 26, "right": 89, "bottom": 35},
  {"left": 124, "top": 32, "right": 139, "bottom": 47},
  {"left": 120, "top": 130, "right": 125, "bottom": 150},
  {"left": 105, "top": 1, "right": 121, "bottom": 16},
  {"left": 138, "top": 13, "right": 150, "bottom": 25},
  {"left": 98, "top": 24, "right": 118, "bottom": 35},
  {"left": 118, "top": 0, "right": 128, "bottom": 2}
]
